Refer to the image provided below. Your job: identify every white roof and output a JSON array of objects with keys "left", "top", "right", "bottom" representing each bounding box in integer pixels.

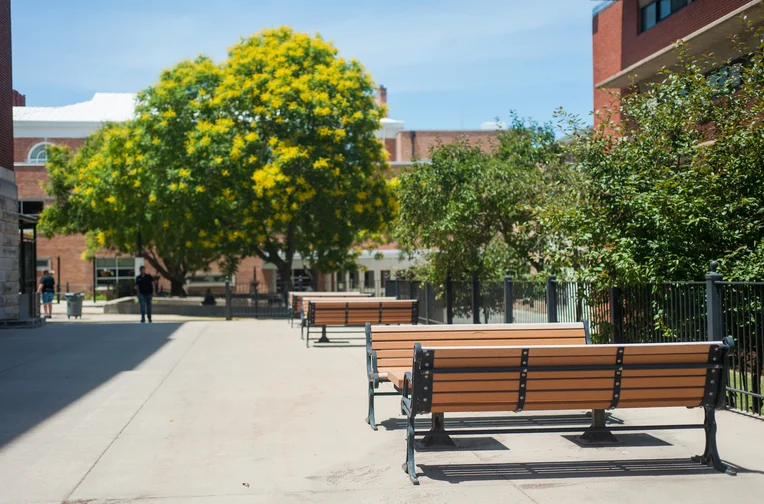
[
  {"left": 13, "top": 91, "right": 402, "bottom": 141},
  {"left": 13, "top": 93, "right": 137, "bottom": 124}
]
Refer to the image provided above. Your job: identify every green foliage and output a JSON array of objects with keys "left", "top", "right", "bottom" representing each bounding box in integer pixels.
[
  {"left": 39, "top": 27, "right": 394, "bottom": 294},
  {"left": 394, "top": 115, "right": 574, "bottom": 284},
  {"left": 557, "top": 29, "right": 764, "bottom": 284}
]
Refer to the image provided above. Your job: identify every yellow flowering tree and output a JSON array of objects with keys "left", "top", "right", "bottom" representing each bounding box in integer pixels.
[
  {"left": 41, "top": 57, "right": 245, "bottom": 295},
  {"left": 195, "top": 27, "right": 395, "bottom": 293},
  {"left": 40, "top": 28, "right": 395, "bottom": 295}
]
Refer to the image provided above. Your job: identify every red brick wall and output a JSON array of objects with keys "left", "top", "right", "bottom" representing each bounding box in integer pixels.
[
  {"left": 384, "top": 138, "right": 396, "bottom": 161},
  {"left": 593, "top": 0, "right": 627, "bottom": 128},
  {"left": 622, "top": 0, "right": 751, "bottom": 69},
  {"left": 396, "top": 130, "right": 497, "bottom": 162},
  {"left": 36, "top": 234, "right": 91, "bottom": 290},
  {"left": 14, "top": 137, "right": 87, "bottom": 164},
  {"left": 592, "top": 0, "right": 751, "bottom": 128},
  {"left": 0, "top": 0, "right": 12, "bottom": 172},
  {"left": 12, "top": 89, "right": 24, "bottom": 106},
  {"left": 15, "top": 165, "right": 49, "bottom": 199}
]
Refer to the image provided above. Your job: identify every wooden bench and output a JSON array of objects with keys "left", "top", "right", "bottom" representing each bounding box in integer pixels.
[
  {"left": 365, "top": 322, "right": 590, "bottom": 429},
  {"left": 305, "top": 298, "right": 418, "bottom": 347},
  {"left": 299, "top": 296, "right": 398, "bottom": 337},
  {"left": 288, "top": 291, "right": 370, "bottom": 327},
  {"left": 400, "top": 337, "right": 736, "bottom": 484}
]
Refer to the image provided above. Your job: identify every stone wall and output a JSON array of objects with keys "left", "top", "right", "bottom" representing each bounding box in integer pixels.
[{"left": 0, "top": 166, "right": 18, "bottom": 320}]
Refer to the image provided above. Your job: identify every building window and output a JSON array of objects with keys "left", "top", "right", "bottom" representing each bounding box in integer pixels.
[
  {"left": 36, "top": 257, "right": 52, "bottom": 271},
  {"left": 640, "top": 0, "right": 691, "bottom": 33},
  {"left": 95, "top": 257, "right": 137, "bottom": 289},
  {"left": 18, "top": 200, "right": 45, "bottom": 215},
  {"left": 28, "top": 142, "right": 52, "bottom": 165}
]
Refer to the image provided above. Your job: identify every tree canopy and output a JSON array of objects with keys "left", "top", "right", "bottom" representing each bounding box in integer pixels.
[
  {"left": 557, "top": 28, "right": 764, "bottom": 284},
  {"left": 394, "top": 116, "right": 573, "bottom": 284},
  {"left": 40, "top": 27, "right": 395, "bottom": 295}
]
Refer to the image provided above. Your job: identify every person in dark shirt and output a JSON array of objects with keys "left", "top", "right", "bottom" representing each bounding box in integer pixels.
[
  {"left": 37, "top": 269, "right": 55, "bottom": 319},
  {"left": 135, "top": 266, "right": 155, "bottom": 323}
]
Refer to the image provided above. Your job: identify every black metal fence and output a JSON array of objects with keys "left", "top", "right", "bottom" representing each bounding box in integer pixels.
[{"left": 387, "top": 265, "right": 764, "bottom": 418}]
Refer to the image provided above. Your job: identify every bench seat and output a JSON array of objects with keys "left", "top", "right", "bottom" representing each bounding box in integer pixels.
[{"left": 364, "top": 322, "right": 590, "bottom": 429}]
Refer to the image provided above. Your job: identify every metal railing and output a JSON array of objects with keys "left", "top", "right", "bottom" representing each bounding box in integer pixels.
[{"left": 385, "top": 264, "right": 764, "bottom": 418}]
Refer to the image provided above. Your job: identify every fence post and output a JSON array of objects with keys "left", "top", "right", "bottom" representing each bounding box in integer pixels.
[
  {"left": 446, "top": 274, "right": 454, "bottom": 325},
  {"left": 504, "top": 274, "right": 513, "bottom": 323},
  {"left": 394, "top": 278, "right": 400, "bottom": 300},
  {"left": 225, "top": 278, "right": 232, "bottom": 321},
  {"left": 56, "top": 256, "right": 61, "bottom": 303},
  {"left": 92, "top": 259, "right": 97, "bottom": 303},
  {"left": 609, "top": 287, "right": 624, "bottom": 343},
  {"left": 546, "top": 275, "right": 558, "bottom": 323},
  {"left": 254, "top": 284, "right": 259, "bottom": 319},
  {"left": 472, "top": 272, "right": 480, "bottom": 324},
  {"left": 424, "top": 283, "right": 431, "bottom": 325},
  {"left": 706, "top": 261, "right": 723, "bottom": 341}
]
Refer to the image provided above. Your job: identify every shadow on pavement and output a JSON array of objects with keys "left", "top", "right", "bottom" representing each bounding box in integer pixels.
[
  {"left": 418, "top": 458, "right": 761, "bottom": 483},
  {"left": 0, "top": 322, "right": 184, "bottom": 450}
]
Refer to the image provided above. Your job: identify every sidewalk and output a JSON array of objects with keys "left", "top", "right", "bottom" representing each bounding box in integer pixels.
[{"left": 0, "top": 319, "right": 762, "bottom": 503}]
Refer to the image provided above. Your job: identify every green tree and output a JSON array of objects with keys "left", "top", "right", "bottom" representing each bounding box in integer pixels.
[
  {"left": 40, "top": 27, "right": 395, "bottom": 295},
  {"left": 394, "top": 116, "right": 571, "bottom": 285},
  {"left": 558, "top": 29, "right": 764, "bottom": 284}
]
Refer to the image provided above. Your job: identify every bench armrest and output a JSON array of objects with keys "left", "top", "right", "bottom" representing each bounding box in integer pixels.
[
  {"left": 368, "top": 350, "right": 380, "bottom": 388},
  {"left": 402, "top": 371, "right": 413, "bottom": 399},
  {"left": 401, "top": 372, "right": 413, "bottom": 415}
]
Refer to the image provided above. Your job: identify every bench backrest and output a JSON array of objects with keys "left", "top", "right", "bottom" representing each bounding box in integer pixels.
[
  {"left": 308, "top": 299, "right": 418, "bottom": 327},
  {"left": 368, "top": 322, "right": 589, "bottom": 371},
  {"left": 408, "top": 338, "right": 733, "bottom": 415},
  {"left": 290, "top": 291, "right": 369, "bottom": 312},
  {"left": 301, "top": 296, "right": 395, "bottom": 319}
]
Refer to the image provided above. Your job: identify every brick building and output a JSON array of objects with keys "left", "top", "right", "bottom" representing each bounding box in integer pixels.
[
  {"left": 0, "top": 0, "right": 19, "bottom": 321},
  {"left": 593, "top": 0, "right": 762, "bottom": 127},
  {"left": 13, "top": 87, "right": 498, "bottom": 296}
]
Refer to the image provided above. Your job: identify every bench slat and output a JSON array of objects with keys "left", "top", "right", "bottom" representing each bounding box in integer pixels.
[
  {"left": 372, "top": 328, "right": 586, "bottom": 342},
  {"left": 372, "top": 338, "right": 586, "bottom": 351}
]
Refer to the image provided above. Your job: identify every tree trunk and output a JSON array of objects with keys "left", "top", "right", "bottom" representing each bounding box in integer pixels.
[
  {"left": 170, "top": 278, "right": 186, "bottom": 297},
  {"left": 278, "top": 262, "right": 294, "bottom": 305}
]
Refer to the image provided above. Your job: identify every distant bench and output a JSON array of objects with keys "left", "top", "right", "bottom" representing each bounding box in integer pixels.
[
  {"left": 364, "top": 322, "right": 590, "bottom": 429},
  {"left": 305, "top": 299, "right": 418, "bottom": 347},
  {"left": 400, "top": 337, "right": 736, "bottom": 484},
  {"left": 288, "top": 291, "right": 370, "bottom": 326}
]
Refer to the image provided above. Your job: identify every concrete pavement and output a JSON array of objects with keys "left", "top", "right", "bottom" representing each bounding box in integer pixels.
[{"left": 0, "top": 319, "right": 763, "bottom": 503}]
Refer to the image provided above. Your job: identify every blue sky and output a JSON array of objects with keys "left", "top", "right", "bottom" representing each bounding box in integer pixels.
[{"left": 12, "top": 0, "right": 596, "bottom": 130}]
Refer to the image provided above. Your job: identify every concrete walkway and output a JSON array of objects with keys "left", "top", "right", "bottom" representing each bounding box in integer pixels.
[{"left": 0, "top": 319, "right": 763, "bottom": 503}]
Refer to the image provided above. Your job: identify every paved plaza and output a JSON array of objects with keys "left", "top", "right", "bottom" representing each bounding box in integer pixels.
[{"left": 0, "top": 319, "right": 763, "bottom": 503}]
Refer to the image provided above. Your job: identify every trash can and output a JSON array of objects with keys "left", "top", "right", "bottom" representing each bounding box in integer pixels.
[{"left": 65, "top": 292, "right": 84, "bottom": 319}]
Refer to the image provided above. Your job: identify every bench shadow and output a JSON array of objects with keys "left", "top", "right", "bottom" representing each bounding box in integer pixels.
[
  {"left": 418, "top": 458, "right": 760, "bottom": 483},
  {"left": 380, "top": 413, "right": 625, "bottom": 431}
]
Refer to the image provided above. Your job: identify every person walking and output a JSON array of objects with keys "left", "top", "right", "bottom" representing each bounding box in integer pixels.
[
  {"left": 135, "top": 266, "right": 155, "bottom": 323},
  {"left": 37, "top": 269, "right": 55, "bottom": 319}
]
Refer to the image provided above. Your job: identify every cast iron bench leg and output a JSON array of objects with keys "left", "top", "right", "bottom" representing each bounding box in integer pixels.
[
  {"left": 403, "top": 412, "right": 419, "bottom": 484},
  {"left": 316, "top": 326, "right": 331, "bottom": 343},
  {"left": 417, "top": 413, "right": 456, "bottom": 448},
  {"left": 580, "top": 409, "right": 618, "bottom": 444},
  {"left": 692, "top": 407, "right": 736, "bottom": 475},
  {"left": 366, "top": 380, "right": 377, "bottom": 430}
]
